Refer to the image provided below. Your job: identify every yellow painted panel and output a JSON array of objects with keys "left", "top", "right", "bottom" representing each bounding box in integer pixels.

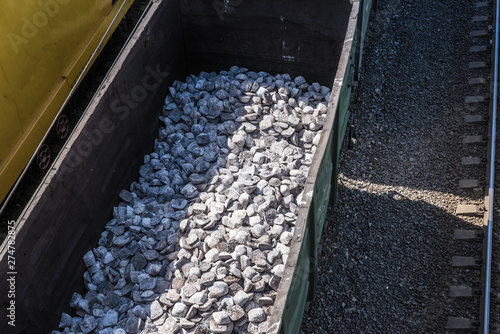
[
  {"left": 64, "top": 1, "right": 133, "bottom": 89},
  {"left": 0, "top": 1, "right": 65, "bottom": 140},
  {"left": 0, "top": 80, "right": 23, "bottom": 168},
  {"left": 51, "top": 0, "right": 111, "bottom": 85},
  {"left": 0, "top": 79, "right": 68, "bottom": 193},
  {"left": 0, "top": 0, "right": 134, "bottom": 203},
  {"left": 12, "top": 45, "right": 64, "bottom": 131}
]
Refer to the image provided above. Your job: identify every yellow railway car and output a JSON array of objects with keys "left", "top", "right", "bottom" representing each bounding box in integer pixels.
[{"left": 0, "top": 0, "right": 134, "bottom": 205}]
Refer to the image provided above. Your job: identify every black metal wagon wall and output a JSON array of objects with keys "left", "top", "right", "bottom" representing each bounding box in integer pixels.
[{"left": 0, "top": 0, "right": 373, "bottom": 332}]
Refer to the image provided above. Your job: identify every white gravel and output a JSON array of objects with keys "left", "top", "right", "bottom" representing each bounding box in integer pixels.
[{"left": 54, "top": 66, "right": 331, "bottom": 334}]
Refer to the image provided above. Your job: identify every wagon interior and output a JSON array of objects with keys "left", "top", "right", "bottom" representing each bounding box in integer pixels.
[{"left": 0, "top": 0, "right": 354, "bottom": 332}]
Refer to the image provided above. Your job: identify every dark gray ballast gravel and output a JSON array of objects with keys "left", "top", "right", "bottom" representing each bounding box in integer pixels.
[
  {"left": 301, "top": 0, "right": 486, "bottom": 333},
  {"left": 54, "top": 67, "right": 331, "bottom": 334}
]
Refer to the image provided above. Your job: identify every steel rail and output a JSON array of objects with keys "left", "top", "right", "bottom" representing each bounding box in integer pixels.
[
  {"left": 0, "top": 0, "right": 152, "bottom": 217},
  {"left": 483, "top": 0, "right": 499, "bottom": 331}
]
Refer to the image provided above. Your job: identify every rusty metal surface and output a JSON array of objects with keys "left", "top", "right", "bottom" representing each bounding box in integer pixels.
[{"left": 179, "top": 0, "right": 352, "bottom": 87}]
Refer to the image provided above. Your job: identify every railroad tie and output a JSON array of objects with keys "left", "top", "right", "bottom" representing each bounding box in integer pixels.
[
  {"left": 461, "top": 156, "right": 483, "bottom": 165},
  {"left": 456, "top": 204, "right": 483, "bottom": 216},
  {"left": 464, "top": 115, "right": 486, "bottom": 123},
  {"left": 459, "top": 179, "right": 481, "bottom": 189},
  {"left": 464, "top": 95, "right": 486, "bottom": 103},
  {"left": 469, "top": 45, "right": 488, "bottom": 52},
  {"left": 462, "top": 135, "right": 484, "bottom": 144},
  {"left": 475, "top": 1, "right": 490, "bottom": 8},
  {"left": 468, "top": 77, "right": 486, "bottom": 85},
  {"left": 468, "top": 61, "right": 486, "bottom": 69},
  {"left": 447, "top": 317, "right": 476, "bottom": 330},
  {"left": 452, "top": 256, "right": 480, "bottom": 268},
  {"left": 453, "top": 229, "right": 482, "bottom": 241},
  {"left": 449, "top": 285, "right": 474, "bottom": 298},
  {"left": 470, "top": 30, "right": 488, "bottom": 37},
  {"left": 472, "top": 15, "right": 489, "bottom": 22}
]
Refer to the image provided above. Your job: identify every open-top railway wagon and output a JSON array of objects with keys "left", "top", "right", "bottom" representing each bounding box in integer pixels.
[{"left": 0, "top": 0, "right": 375, "bottom": 332}]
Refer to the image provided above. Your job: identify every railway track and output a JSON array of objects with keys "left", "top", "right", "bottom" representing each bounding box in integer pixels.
[
  {"left": 301, "top": 0, "right": 500, "bottom": 332},
  {"left": 448, "top": 0, "right": 499, "bottom": 332},
  {"left": 484, "top": 0, "right": 500, "bottom": 330}
]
